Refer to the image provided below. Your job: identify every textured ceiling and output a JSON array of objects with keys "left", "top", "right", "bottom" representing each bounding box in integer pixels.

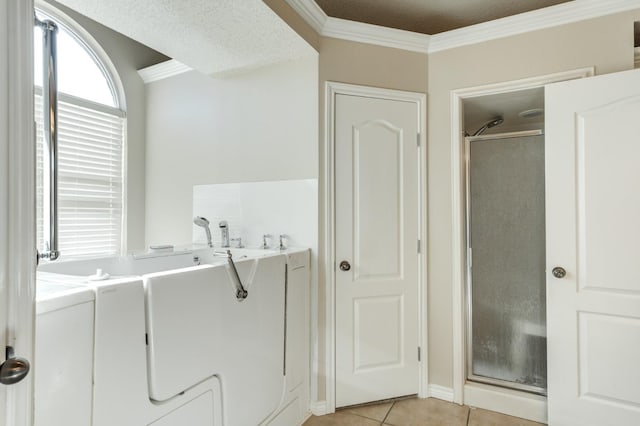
[
  {"left": 55, "top": 0, "right": 315, "bottom": 75},
  {"left": 315, "top": 0, "right": 573, "bottom": 34}
]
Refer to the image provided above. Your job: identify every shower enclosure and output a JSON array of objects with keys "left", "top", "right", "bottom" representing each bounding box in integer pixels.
[{"left": 465, "top": 130, "right": 547, "bottom": 395}]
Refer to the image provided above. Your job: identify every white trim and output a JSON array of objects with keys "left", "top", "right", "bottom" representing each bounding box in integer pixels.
[
  {"left": 323, "top": 17, "right": 430, "bottom": 53},
  {"left": 449, "top": 67, "right": 594, "bottom": 411},
  {"left": 429, "top": 0, "right": 640, "bottom": 53},
  {"left": 635, "top": 47, "right": 640, "bottom": 69},
  {"left": 310, "top": 400, "right": 328, "bottom": 416},
  {"left": 283, "top": 0, "right": 327, "bottom": 33},
  {"left": 324, "top": 81, "right": 427, "bottom": 412},
  {"left": 286, "top": 0, "right": 640, "bottom": 54},
  {"left": 4, "top": 0, "right": 36, "bottom": 425},
  {"left": 138, "top": 59, "right": 192, "bottom": 84},
  {"left": 428, "top": 385, "right": 454, "bottom": 402},
  {"left": 464, "top": 383, "right": 547, "bottom": 423},
  {"left": 284, "top": 0, "right": 430, "bottom": 53},
  {"left": 323, "top": 82, "right": 336, "bottom": 414}
]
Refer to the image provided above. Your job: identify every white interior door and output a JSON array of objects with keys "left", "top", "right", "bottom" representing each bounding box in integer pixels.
[
  {"left": 334, "top": 93, "right": 420, "bottom": 407},
  {"left": 0, "top": 0, "right": 9, "bottom": 420},
  {"left": 1, "top": 1, "right": 36, "bottom": 424},
  {"left": 546, "top": 69, "right": 640, "bottom": 425}
]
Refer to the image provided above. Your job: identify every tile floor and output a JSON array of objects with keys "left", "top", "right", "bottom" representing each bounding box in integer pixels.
[{"left": 303, "top": 397, "right": 546, "bottom": 426}]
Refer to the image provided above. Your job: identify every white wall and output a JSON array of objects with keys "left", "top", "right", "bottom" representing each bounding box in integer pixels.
[
  {"left": 145, "top": 55, "right": 318, "bottom": 247},
  {"left": 193, "top": 179, "right": 317, "bottom": 251}
]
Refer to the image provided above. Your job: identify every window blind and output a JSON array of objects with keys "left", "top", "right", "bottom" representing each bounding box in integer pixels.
[{"left": 36, "top": 92, "right": 125, "bottom": 259}]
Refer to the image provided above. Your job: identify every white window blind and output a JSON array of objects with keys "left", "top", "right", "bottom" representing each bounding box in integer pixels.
[{"left": 36, "top": 92, "right": 125, "bottom": 259}]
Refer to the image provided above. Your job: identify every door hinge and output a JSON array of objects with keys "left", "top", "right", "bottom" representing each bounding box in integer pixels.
[
  {"left": 417, "top": 239, "right": 421, "bottom": 254},
  {"left": 416, "top": 133, "right": 421, "bottom": 147},
  {"left": 418, "top": 346, "right": 421, "bottom": 362}
]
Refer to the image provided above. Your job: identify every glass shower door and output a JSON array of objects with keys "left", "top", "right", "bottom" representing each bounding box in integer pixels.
[{"left": 465, "top": 130, "right": 547, "bottom": 394}]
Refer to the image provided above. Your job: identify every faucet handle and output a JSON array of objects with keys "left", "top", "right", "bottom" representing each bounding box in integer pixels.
[
  {"left": 231, "top": 237, "right": 244, "bottom": 248},
  {"left": 279, "top": 234, "right": 288, "bottom": 250},
  {"left": 262, "top": 234, "right": 272, "bottom": 249}
]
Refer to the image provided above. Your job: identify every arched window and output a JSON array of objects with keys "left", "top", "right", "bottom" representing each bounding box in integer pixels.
[{"left": 34, "top": 6, "right": 126, "bottom": 259}]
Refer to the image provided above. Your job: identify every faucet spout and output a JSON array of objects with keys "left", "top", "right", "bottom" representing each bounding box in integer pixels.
[
  {"left": 193, "top": 216, "right": 213, "bottom": 248},
  {"left": 219, "top": 220, "right": 230, "bottom": 248}
]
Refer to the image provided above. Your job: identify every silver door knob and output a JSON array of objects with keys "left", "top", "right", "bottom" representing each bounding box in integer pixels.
[
  {"left": 0, "top": 346, "right": 30, "bottom": 385},
  {"left": 552, "top": 267, "right": 566, "bottom": 279},
  {"left": 339, "top": 261, "right": 351, "bottom": 271}
]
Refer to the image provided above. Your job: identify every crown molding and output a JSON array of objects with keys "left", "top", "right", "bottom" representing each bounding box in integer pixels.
[
  {"left": 138, "top": 59, "right": 192, "bottom": 84},
  {"left": 286, "top": 0, "right": 640, "bottom": 55},
  {"left": 284, "top": 0, "right": 430, "bottom": 53},
  {"left": 429, "top": 0, "right": 640, "bottom": 53},
  {"left": 283, "top": 0, "right": 327, "bottom": 33},
  {"left": 324, "top": 17, "right": 430, "bottom": 53}
]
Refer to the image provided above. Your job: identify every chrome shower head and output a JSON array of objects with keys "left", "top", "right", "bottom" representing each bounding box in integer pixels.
[
  {"left": 471, "top": 116, "right": 504, "bottom": 136},
  {"left": 193, "top": 216, "right": 210, "bottom": 227},
  {"left": 193, "top": 216, "right": 213, "bottom": 248}
]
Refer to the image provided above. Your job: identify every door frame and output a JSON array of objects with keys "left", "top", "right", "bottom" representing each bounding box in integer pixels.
[
  {"left": 2, "top": 0, "right": 36, "bottom": 424},
  {"left": 449, "top": 67, "right": 593, "bottom": 421},
  {"left": 322, "top": 82, "right": 427, "bottom": 413}
]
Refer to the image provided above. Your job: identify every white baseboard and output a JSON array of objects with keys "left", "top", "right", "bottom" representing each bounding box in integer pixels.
[
  {"left": 309, "top": 400, "right": 328, "bottom": 416},
  {"left": 464, "top": 382, "right": 547, "bottom": 424},
  {"left": 428, "top": 385, "right": 455, "bottom": 402}
]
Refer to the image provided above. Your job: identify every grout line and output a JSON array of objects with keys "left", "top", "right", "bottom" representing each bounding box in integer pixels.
[{"left": 381, "top": 401, "right": 394, "bottom": 425}]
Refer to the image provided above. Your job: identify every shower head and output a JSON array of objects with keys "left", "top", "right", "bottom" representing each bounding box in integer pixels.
[
  {"left": 193, "top": 216, "right": 213, "bottom": 248},
  {"left": 471, "top": 116, "right": 504, "bottom": 136},
  {"left": 193, "top": 216, "right": 210, "bottom": 227}
]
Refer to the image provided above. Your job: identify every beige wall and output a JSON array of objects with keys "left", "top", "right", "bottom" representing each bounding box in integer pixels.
[
  {"left": 427, "top": 9, "right": 640, "bottom": 389},
  {"left": 144, "top": 56, "right": 319, "bottom": 246},
  {"left": 45, "top": 0, "right": 167, "bottom": 252},
  {"left": 317, "top": 37, "right": 429, "bottom": 398}
]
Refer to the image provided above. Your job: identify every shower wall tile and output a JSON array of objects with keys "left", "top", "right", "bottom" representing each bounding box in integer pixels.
[{"left": 192, "top": 179, "right": 318, "bottom": 253}]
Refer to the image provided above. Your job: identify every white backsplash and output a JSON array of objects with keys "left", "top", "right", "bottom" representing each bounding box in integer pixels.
[{"left": 193, "top": 179, "right": 317, "bottom": 252}]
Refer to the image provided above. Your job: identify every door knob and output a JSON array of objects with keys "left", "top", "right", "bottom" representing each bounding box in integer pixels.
[
  {"left": 552, "top": 267, "right": 566, "bottom": 279},
  {"left": 0, "top": 346, "right": 30, "bottom": 385},
  {"left": 339, "top": 261, "right": 351, "bottom": 271}
]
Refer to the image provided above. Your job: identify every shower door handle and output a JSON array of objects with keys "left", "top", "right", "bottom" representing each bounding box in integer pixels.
[{"left": 552, "top": 267, "right": 566, "bottom": 279}]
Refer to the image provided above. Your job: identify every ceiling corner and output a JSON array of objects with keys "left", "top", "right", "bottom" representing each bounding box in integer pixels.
[{"left": 283, "top": 0, "right": 327, "bottom": 33}]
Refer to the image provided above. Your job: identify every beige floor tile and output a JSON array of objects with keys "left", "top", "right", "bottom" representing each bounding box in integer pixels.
[
  {"left": 468, "top": 407, "right": 546, "bottom": 426},
  {"left": 384, "top": 398, "right": 469, "bottom": 426},
  {"left": 303, "top": 411, "right": 382, "bottom": 426},
  {"left": 343, "top": 402, "right": 394, "bottom": 422}
]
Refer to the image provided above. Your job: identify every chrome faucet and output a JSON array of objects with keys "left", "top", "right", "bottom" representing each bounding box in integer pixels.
[
  {"left": 193, "top": 216, "right": 213, "bottom": 248},
  {"left": 262, "top": 234, "right": 272, "bottom": 249},
  {"left": 219, "top": 220, "right": 230, "bottom": 248}
]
